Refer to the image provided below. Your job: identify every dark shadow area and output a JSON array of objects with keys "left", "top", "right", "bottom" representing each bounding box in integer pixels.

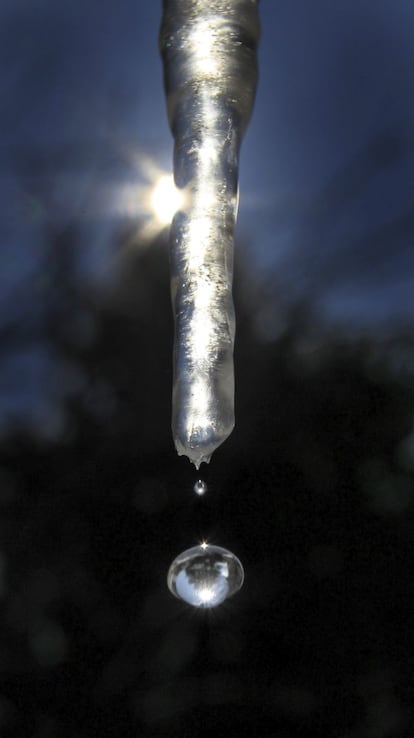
[{"left": 0, "top": 218, "right": 413, "bottom": 737}]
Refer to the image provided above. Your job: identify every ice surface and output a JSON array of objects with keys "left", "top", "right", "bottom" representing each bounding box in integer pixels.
[{"left": 160, "top": 0, "right": 259, "bottom": 466}]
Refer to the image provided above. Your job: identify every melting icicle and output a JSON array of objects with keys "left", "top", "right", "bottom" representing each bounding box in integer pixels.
[
  {"left": 160, "top": 0, "right": 260, "bottom": 468},
  {"left": 167, "top": 543, "right": 244, "bottom": 607}
]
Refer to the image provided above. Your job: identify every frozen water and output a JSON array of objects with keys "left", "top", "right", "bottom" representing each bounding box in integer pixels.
[{"left": 160, "top": 0, "right": 259, "bottom": 467}]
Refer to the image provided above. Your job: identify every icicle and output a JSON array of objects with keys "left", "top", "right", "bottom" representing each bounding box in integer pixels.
[{"left": 160, "top": 0, "right": 259, "bottom": 467}]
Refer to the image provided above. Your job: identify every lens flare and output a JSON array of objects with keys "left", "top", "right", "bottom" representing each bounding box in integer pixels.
[{"left": 150, "top": 174, "right": 184, "bottom": 225}]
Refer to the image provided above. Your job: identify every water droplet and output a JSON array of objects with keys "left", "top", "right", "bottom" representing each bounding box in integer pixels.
[
  {"left": 167, "top": 544, "right": 244, "bottom": 608},
  {"left": 193, "top": 479, "right": 207, "bottom": 496}
]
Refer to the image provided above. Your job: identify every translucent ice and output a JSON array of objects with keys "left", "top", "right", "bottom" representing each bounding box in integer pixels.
[
  {"left": 160, "top": 1, "right": 260, "bottom": 467},
  {"left": 167, "top": 543, "right": 244, "bottom": 608}
]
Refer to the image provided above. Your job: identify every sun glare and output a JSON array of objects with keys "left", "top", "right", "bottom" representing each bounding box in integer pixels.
[
  {"left": 110, "top": 149, "right": 186, "bottom": 243},
  {"left": 150, "top": 175, "right": 184, "bottom": 225}
]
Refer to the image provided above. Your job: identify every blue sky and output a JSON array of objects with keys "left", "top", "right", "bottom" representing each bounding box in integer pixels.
[
  {"left": 1, "top": 0, "right": 414, "bottom": 436},
  {"left": 3, "top": 0, "right": 413, "bottom": 316}
]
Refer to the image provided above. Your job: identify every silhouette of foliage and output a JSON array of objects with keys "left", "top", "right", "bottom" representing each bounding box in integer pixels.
[{"left": 0, "top": 216, "right": 413, "bottom": 737}]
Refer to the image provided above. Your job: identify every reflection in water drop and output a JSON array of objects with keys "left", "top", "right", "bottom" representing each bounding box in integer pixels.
[
  {"left": 193, "top": 479, "right": 207, "bottom": 496},
  {"left": 167, "top": 544, "right": 244, "bottom": 608}
]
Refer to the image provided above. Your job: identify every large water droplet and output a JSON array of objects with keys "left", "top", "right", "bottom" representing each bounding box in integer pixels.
[
  {"left": 193, "top": 479, "right": 207, "bottom": 496},
  {"left": 167, "top": 544, "right": 244, "bottom": 608}
]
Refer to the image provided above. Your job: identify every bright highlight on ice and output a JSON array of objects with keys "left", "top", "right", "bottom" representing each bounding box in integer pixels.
[{"left": 160, "top": 0, "right": 259, "bottom": 467}]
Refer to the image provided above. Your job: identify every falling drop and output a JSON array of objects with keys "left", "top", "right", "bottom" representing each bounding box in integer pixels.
[
  {"left": 167, "top": 544, "right": 244, "bottom": 608},
  {"left": 193, "top": 479, "right": 207, "bottom": 496}
]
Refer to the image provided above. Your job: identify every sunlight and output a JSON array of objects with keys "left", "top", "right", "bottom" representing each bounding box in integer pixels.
[
  {"left": 150, "top": 174, "right": 184, "bottom": 225},
  {"left": 111, "top": 150, "right": 187, "bottom": 243}
]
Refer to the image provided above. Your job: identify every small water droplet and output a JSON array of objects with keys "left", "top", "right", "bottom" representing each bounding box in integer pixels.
[
  {"left": 193, "top": 479, "right": 207, "bottom": 496},
  {"left": 167, "top": 544, "right": 244, "bottom": 608}
]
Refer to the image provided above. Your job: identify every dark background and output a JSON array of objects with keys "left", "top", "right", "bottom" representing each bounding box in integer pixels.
[{"left": 0, "top": 1, "right": 413, "bottom": 736}]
